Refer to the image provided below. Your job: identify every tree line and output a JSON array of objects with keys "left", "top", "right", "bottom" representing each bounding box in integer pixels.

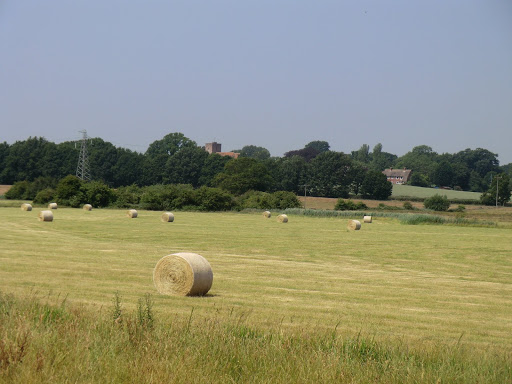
[{"left": 1, "top": 133, "right": 510, "bottom": 201}]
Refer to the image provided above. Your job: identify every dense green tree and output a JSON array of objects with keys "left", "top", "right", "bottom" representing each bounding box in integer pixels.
[
  {"left": 0, "top": 137, "right": 61, "bottom": 183},
  {"left": 145, "top": 132, "right": 197, "bottom": 158},
  {"left": 87, "top": 138, "right": 119, "bottom": 184},
  {"left": 111, "top": 148, "right": 144, "bottom": 187},
  {"left": 351, "top": 144, "right": 370, "bottom": 163},
  {"left": 370, "top": 143, "right": 397, "bottom": 171},
  {"left": 501, "top": 163, "right": 512, "bottom": 178},
  {"left": 213, "top": 157, "right": 273, "bottom": 195},
  {"left": 55, "top": 142, "right": 79, "bottom": 178},
  {"left": 394, "top": 145, "right": 438, "bottom": 178},
  {"left": 272, "top": 156, "right": 308, "bottom": 194},
  {"left": 451, "top": 162, "right": 470, "bottom": 190},
  {"left": 480, "top": 173, "right": 511, "bottom": 206},
  {"left": 468, "top": 171, "right": 486, "bottom": 192},
  {"left": 141, "top": 154, "right": 167, "bottom": 186},
  {"left": 453, "top": 148, "right": 499, "bottom": 179},
  {"left": 409, "top": 172, "right": 430, "bottom": 187},
  {"left": 308, "top": 151, "right": 352, "bottom": 198},
  {"left": 284, "top": 147, "right": 319, "bottom": 162},
  {"left": 432, "top": 161, "right": 455, "bottom": 187},
  {"left": 348, "top": 162, "right": 368, "bottom": 195},
  {"left": 237, "top": 145, "right": 271, "bottom": 160},
  {"left": 0, "top": 142, "right": 9, "bottom": 181},
  {"left": 164, "top": 147, "right": 209, "bottom": 187},
  {"left": 360, "top": 170, "right": 393, "bottom": 200},
  {"left": 198, "top": 154, "right": 231, "bottom": 187},
  {"left": 304, "top": 140, "right": 330, "bottom": 153}
]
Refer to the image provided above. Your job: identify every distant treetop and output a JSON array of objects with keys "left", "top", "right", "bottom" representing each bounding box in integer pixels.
[{"left": 304, "top": 140, "right": 330, "bottom": 153}]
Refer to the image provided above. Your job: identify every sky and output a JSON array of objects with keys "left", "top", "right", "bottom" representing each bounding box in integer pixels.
[{"left": 1, "top": 1, "right": 511, "bottom": 164}]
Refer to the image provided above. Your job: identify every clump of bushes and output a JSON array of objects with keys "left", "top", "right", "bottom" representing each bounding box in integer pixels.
[
  {"left": 6, "top": 176, "right": 303, "bottom": 212},
  {"left": 138, "top": 184, "right": 235, "bottom": 211},
  {"left": 424, "top": 194, "right": 450, "bottom": 211},
  {"left": 5, "top": 177, "right": 57, "bottom": 200},
  {"left": 454, "top": 205, "right": 466, "bottom": 212},
  {"left": 33, "top": 188, "right": 56, "bottom": 204},
  {"left": 113, "top": 185, "right": 142, "bottom": 208},
  {"left": 237, "top": 190, "right": 302, "bottom": 210},
  {"left": 403, "top": 201, "right": 414, "bottom": 210},
  {"left": 334, "top": 199, "right": 368, "bottom": 211}
]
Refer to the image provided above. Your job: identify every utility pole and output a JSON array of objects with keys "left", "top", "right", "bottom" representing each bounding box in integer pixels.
[
  {"left": 76, "top": 130, "right": 91, "bottom": 181},
  {"left": 495, "top": 175, "right": 502, "bottom": 208},
  {"left": 301, "top": 184, "right": 310, "bottom": 209}
]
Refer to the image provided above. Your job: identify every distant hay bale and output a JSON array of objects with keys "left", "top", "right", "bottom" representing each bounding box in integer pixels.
[
  {"left": 263, "top": 211, "right": 271, "bottom": 218},
  {"left": 347, "top": 220, "right": 361, "bottom": 230},
  {"left": 127, "top": 209, "right": 138, "bottom": 218},
  {"left": 38, "top": 210, "right": 53, "bottom": 222},
  {"left": 363, "top": 215, "right": 372, "bottom": 223},
  {"left": 153, "top": 253, "right": 213, "bottom": 296},
  {"left": 83, "top": 204, "right": 92, "bottom": 211},
  {"left": 277, "top": 214, "right": 288, "bottom": 223},
  {"left": 48, "top": 202, "right": 58, "bottom": 209},
  {"left": 161, "top": 212, "right": 175, "bottom": 222},
  {"left": 21, "top": 203, "right": 32, "bottom": 211}
]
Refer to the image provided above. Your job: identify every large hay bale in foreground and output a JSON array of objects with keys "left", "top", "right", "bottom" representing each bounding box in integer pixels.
[
  {"left": 347, "top": 220, "right": 361, "bottom": 230},
  {"left": 363, "top": 215, "right": 372, "bottom": 223},
  {"left": 38, "top": 210, "right": 53, "bottom": 222},
  {"left": 48, "top": 202, "right": 58, "bottom": 209},
  {"left": 161, "top": 212, "right": 175, "bottom": 222},
  {"left": 21, "top": 203, "right": 32, "bottom": 211},
  {"left": 83, "top": 204, "right": 92, "bottom": 211},
  {"left": 127, "top": 209, "right": 138, "bottom": 218},
  {"left": 263, "top": 211, "right": 271, "bottom": 218},
  {"left": 277, "top": 214, "right": 288, "bottom": 223},
  {"left": 153, "top": 253, "right": 213, "bottom": 296}
]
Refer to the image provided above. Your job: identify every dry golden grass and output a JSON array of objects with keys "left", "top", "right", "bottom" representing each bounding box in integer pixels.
[{"left": 0, "top": 185, "right": 11, "bottom": 195}]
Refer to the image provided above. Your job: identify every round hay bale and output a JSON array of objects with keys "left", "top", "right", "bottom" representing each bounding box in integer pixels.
[
  {"left": 153, "top": 253, "right": 213, "bottom": 296},
  {"left": 263, "top": 211, "right": 271, "bottom": 218},
  {"left": 38, "top": 210, "right": 53, "bottom": 222},
  {"left": 21, "top": 203, "right": 32, "bottom": 211},
  {"left": 363, "top": 215, "right": 372, "bottom": 223},
  {"left": 161, "top": 212, "right": 175, "bottom": 222},
  {"left": 277, "top": 214, "right": 288, "bottom": 223},
  {"left": 347, "top": 219, "right": 361, "bottom": 230},
  {"left": 48, "top": 202, "right": 58, "bottom": 210},
  {"left": 83, "top": 204, "right": 92, "bottom": 211},
  {"left": 127, "top": 209, "right": 138, "bottom": 218}
]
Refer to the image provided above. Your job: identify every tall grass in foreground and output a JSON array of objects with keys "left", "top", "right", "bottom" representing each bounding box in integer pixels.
[
  {"left": 283, "top": 208, "right": 498, "bottom": 227},
  {"left": 1, "top": 291, "right": 510, "bottom": 384}
]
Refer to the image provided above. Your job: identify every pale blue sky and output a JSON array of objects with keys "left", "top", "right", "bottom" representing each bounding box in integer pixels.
[{"left": 1, "top": 1, "right": 511, "bottom": 163}]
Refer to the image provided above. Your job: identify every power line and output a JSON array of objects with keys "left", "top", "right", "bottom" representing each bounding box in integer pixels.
[{"left": 76, "top": 130, "right": 91, "bottom": 181}]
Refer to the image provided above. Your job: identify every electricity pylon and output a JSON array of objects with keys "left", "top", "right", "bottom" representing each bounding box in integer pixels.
[{"left": 76, "top": 130, "right": 91, "bottom": 181}]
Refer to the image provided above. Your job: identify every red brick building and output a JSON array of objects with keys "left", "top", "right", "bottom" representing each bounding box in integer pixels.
[
  {"left": 204, "top": 142, "right": 240, "bottom": 159},
  {"left": 382, "top": 168, "right": 412, "bottom": 185}
]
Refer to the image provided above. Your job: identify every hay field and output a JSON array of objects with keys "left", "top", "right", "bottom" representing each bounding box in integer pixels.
[{"left": 1, "top": 207, "right": 511, "bottom": 352}]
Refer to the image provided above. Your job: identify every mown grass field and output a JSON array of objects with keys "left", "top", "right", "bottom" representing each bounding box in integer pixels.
[
  {"left": 392, "top": 184, "right": 483, "bottom": 200},
  {"left": 1, "top": 206, "right": 511, "bottom": 382}
]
